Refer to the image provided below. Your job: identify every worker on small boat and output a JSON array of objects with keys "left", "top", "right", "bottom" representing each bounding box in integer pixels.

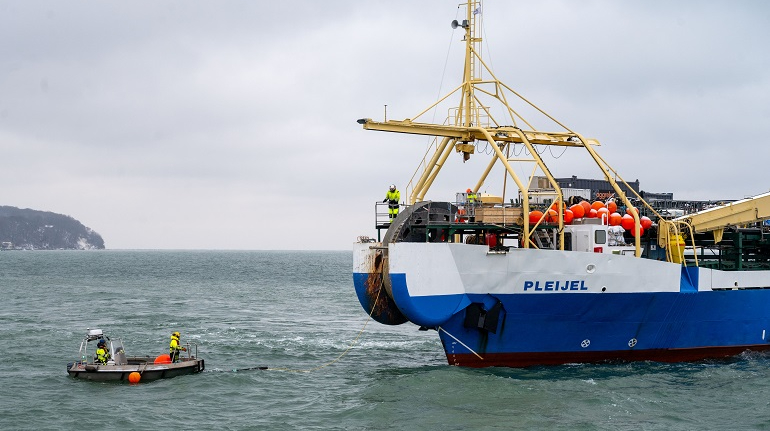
[
  {"left": 169, "top": 331, "right": 187, "bottom": 363},
  {"left": 95, "top": 339, "right": 110, "bottom": 364},
  {"left": 384, "top": 184, "right": 400, "bottom": 222}
]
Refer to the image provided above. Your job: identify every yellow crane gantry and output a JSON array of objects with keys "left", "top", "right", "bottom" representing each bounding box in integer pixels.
[{"left": 357, "top": 0, "right": 645, "bottom": 256}]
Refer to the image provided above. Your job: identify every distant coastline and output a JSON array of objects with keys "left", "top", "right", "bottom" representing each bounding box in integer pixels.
[{"left": 0, "top": 206, "right": 105, "bottom": 250}]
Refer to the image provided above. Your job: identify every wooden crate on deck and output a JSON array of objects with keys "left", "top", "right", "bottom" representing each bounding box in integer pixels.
[{"left": 474, "top": 207, "right": 523, "bottom": 225}]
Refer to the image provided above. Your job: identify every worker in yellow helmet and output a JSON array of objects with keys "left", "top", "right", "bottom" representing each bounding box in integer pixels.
[
  {"left": 383, "top": 184, "right": 401, "bottom": 222},
  {"left": 169, "top": 331, "right": 187, "bottom": 363}
]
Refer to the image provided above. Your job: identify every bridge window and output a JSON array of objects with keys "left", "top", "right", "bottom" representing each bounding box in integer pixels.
[{"left": 595, "top": 229, "right": 607, "bottom": 245}]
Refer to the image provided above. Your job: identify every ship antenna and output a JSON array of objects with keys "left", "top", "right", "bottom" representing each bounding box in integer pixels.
[{"left": 452, "top": 1, "right": 482, "bottom": 128}]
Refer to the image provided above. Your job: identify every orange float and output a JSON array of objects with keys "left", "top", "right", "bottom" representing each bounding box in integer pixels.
[
  {"left": 596, "top": 207, "right": 610, "bottom": 219},
  {"left": 630, "top": 226, "right": 645, "bottom": 237},
  {"left": 587, "top": 208, "right": 598, "bottom": 218},
  {"left": 607, "top": 201, "right": 617, "bottom": 213},
  {"left": 591, "top": 201, "right": 605, "bottom": 211},
  {"left": 626, "top": 207, "right": 639, "bottom": 216},
  {"left": 580, "top": 201, "right": 591, "bottom": 215},
  {"left": 609, "top": 212, "right": 622, "bottom": 226},
  {"left": 549, "top": 202, "right": 561, "bottom": 212},
  {"left": 641, "top": 216, "right": 653, "bottom": 230},
  {"left": 620, "top": 214, "right": 634, "bottom": 230},
  {"left": 529, "top": 210, "right": 544, "bottom": 225},
  {"left": 154, "top": 354, "right": 171, "bottom": 365},
  {"left": 570, "top": 204, "right": 585, "bottom": 219},
  {"left": 563, "top": 209, "right": 574, "bottom": 224},
  {"left": 546, "top": 209, "right": 558, "bottom": 223},
  {"left": 128, "top": 372, "right": 141, "bottom": 384}
]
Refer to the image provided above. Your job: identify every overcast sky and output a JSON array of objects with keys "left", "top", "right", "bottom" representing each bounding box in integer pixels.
[{"left": 2, "top": 1, "right": 768, "bottom": 250}]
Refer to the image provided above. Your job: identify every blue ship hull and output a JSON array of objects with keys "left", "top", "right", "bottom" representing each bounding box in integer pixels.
[
  {"left": 354, "top": 272, "right": 770, "bottom": 367},
  {"left": 353, "top": 241, "right": 770, "bottom": 367}
]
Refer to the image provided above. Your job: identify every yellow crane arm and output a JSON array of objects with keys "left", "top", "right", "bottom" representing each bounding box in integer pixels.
[{"left": 675, "top": 191, "right": 770, "bottom": 233}]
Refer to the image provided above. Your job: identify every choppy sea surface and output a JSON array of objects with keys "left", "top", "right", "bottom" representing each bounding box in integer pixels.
[{"left": 2, "top": 250, "right": 770, "bottom": 430}]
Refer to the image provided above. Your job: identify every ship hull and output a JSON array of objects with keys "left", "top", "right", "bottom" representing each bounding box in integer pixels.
[{"left": 353, "top": 242, "right": 770, "bottom": 367}]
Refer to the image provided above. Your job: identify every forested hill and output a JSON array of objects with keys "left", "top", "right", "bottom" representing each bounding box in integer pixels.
[{"left": 0, "top": 206, "right": 105, "bottom": 250}]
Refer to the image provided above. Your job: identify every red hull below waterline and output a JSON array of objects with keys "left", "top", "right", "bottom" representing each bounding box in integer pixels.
[{"left": 446, "top": 344, "right": 770, "bottom": 368}]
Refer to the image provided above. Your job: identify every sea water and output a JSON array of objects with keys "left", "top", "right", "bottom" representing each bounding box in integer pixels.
[{"left": 1, "top": 250, "right": 770, "bottom": 430}]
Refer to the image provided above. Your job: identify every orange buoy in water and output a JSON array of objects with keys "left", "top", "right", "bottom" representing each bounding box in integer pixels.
[
  {"left": 607, "top": 201, "right": 617, "bottom": 214},
  {"left": 154, "top": 354, "right": 171, "bottom": 364},
  {"left": 564, "top": 209, "right": 574, "bottom": 224},
  {"left": 587, "top": 208, "right": 598, "bottom": 218},
  {"left": 570, "top": 204, "right": 585, "bottom": 219},
  {"left": 609, "top": 212, "right": 622, "bottom": 226},
  {"left": 529, "top": 210, "right": 543, "bottom": 225},
  {"left": 621, "top": 214, "right": 634, "bottom": 230},
  {"left": 641, "top": 216, "right": 653, "bottom": 230},
  {"left": 128, "top": 372, "right": 141, "bottom": 384},
  {"left": 591, "top": 201, "right": 605, "bottom": 211}
]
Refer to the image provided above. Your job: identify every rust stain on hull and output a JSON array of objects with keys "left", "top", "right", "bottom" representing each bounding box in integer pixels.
[{"left": 364, "top": 250, "right": 407, "bottom": 325}]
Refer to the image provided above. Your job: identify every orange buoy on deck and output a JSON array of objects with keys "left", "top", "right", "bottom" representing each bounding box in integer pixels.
[
  {"left": 621, "top": 214, "right": 634, "bottom": 230},
  {"left": 641, "top": 216, "right": 653, "bottom": 230},
  {"left": 591, "top": 201, "right": 605, "bottom": 211},
  {"left": 596, "top": 207, "right": 610, "bottom": 222},
  {"left": 580, "top": 201, "right": 591, "bottom": 215},
  {"left": 564, "top": 209, "right": 574, "bottom": 224},
  {"left": 546, "top": 209, "right": 558, "bottom": 223},
  {"left": 607, "top": 201, "right": 617, "bottom": 214},
  {"left": 154, "top": 354, "right": 171, "bottom": 364},
  {"left": 587, "top": 208, "right": 598, "bottom": 218},
  {"left": 609, "top": 212, "right": 622, "bottom": 226},
  {"left": 569, "top": 204, "right": 585, "bottom": 219},
  {"left": 529, "top": 210, "right": 543, "bottom": 225},
  {"left": 630, "top": 226, "right": 645, "bottom": 237}
]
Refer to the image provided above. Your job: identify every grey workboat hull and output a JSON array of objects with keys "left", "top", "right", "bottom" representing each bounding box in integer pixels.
[{"left": 67, "top": 356, "right": 205, "bottom": 382}]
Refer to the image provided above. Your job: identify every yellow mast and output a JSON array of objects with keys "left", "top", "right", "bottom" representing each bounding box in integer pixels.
[{"left": 357, "top": 0, "right": 645, "bottom": 256}]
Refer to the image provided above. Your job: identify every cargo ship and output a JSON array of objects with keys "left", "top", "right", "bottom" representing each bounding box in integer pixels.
[{"left": 352, "top": 0, "right": 770, "bottom": 367}]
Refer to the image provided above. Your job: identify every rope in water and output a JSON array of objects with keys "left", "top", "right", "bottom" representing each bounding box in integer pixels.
[{"left": 232, "top": 279, "right": 384, "bottom": 373}]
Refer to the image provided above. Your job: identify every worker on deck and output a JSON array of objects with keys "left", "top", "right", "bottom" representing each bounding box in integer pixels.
[
  {"left": 95, "top": 339, "right": 110, "bottom": 364},
  {"left": 384, "top": 184, "right": 400, "bottom": 222},
  {"left": 466, "top": 188, "right": 477, "bottom": 206},
  {"left": 169, "top": 331, "right": 187, "bottom": 363},
  {"left": 466, "top": 188, "right": 478, "bottom": 222}
]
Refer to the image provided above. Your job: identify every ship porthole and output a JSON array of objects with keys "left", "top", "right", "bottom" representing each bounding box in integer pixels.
[
  {"left": 586, "top": 264, "right": 596, "bottom": 274},
  {"left": 628, "top": 338, "right": 637, "bottom": 348},
  {"left": 581, "top": 339, "right": 590, "bottom": 348}
]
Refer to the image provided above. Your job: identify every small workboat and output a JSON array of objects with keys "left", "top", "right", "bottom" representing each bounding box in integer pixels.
[{"left": 67, "top": 328, "right": 205, "bottom": 382}]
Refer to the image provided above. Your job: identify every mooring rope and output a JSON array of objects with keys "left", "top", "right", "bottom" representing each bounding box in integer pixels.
[
  {"left": 232, "top": 279, "right": 384, "bottom": 373},
  {"left": 438, "top": 326, "right": 484, "bottom": 360}
]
